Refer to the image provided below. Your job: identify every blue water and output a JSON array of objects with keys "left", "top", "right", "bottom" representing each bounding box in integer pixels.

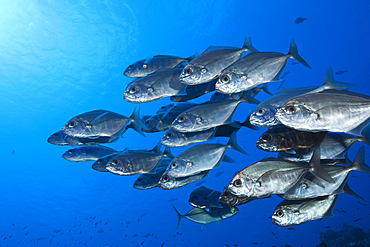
[{"left": 1, "top": 0, "right": 370, "bottom": 246}]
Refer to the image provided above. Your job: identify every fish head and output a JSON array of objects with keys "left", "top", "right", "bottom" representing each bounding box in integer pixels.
[
  {"left": 124, "top": 83, "right": 150, "bottom": 103},
  {"left": 161, "top": 129, "right": 186, "bottom": 147},
  {"left": 219, "top": 188, "right": 238, "bottom": 206},
  {"left": 172, "top": 112, "right": 203, "bottom": 132},
  {"left": 224, "top": 207, "right": 239, "bottom": 218},
  {"left": 180, "top": 64, "right": 204, "bottom": 85},
  {"left": 215, "top": 71, "right": 245, "bottom": 94},
  {"left": 62, "top": 117, "right": 94, "bottom": 138},
  {"left": 158, "top": 173, "right": 177, "bottom": 190},
  {"left": 256, "top": 132, "right": 279, "bottom": 152},
  {"left": 133, "top": 175, "right": 156, "bottom": 189},
  {"left": 62, "top": 148, "right": 85, "bottom": 161},
  {"left": 250, "top": 104, "right": 280, "bottom": 127},
  {"left": 143, "top": 116, "right": 161, "bottom": 133},
  {"left": 92, "top": 154, "right": 116, "bottom": 172},
  {"left": 106, "top": 156, "right": 133, "bottom": 175},
  {"left": 165, "top": 158, "right": 192, "bottom": 177},
  {"left": 272, "top": 205, "right": 306, "bottom": 227},
  {"left": 275, "top": 101, "right": 310, "bottom": 129},
  {"left": 47, "top": 131, "right": 68, "bottom": 145},
  {"left": 123, "top": 60, "right": 144, "bottom": 77},
  {"left": 188, "top": 192, "right": 206, "bottom": 208},
  {"left": 227, "top": 173, "right": 254, "bottom": 197}
]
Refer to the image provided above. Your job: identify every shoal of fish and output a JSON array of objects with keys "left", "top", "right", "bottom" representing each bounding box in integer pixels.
[{"left": 48, "top": 34, "right": 370, "bottom": 229}]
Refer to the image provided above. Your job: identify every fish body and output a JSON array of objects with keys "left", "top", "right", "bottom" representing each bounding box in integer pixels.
[
  {"left": 210, "top": 84, "right": 271, "bottom": 102},
  {"left": 159, "top": 171, "right": 208, "bottom": 190},
  {"left": 172, "top": 92, "right": 258, "bottom": 132},
  {"left": 215, "top": 40, "right": 311, "bottom": 94},
  {"left": 272, "top": 195, "right": 337, "bottom": 226},
  {"left": 276, "top": 90, "right": 370, "bottom": 135},
  {"left": 161, "top": 127, "right": 216, "bottom": 147},
  {"left": 172, "top": 205, "right": 238, "bottom": 230},
  {"left": 124, "top": 68, "right": 186, "bottom": 103},
  {"left": 256, "top": 125, "right": 327, "bottom": 152},
  {"left": 124, "top": 55, "right": 194, "bottom": 78},
  {"left": 62, "top": 146, "right": 117, "bottom": 162},
  {"left": 62, "top": 108, "right": 144, "bottom": 138},
  {"left": 335, "top": 70, "right": 348, "bottom": 75},
  {"left": 294, "top": 17, "right": 307, "bottom": 24},
  {"left": 64, "top": 135, "right": 118, "bottom": 146},
  {"left": 180, "top": 36, "right": 254, "bottom": 85},
  {"left": 189, "top": 186, "right": 222, "bottom": 208},
  {"left": 170, "top": 79, "right": 216, "bottom": 102},
  {"left": 133, "top": 160, "right": 171, "bottom": 190},
  {"left": 165, "top": 132, "right": 246, "bottom": 177}
]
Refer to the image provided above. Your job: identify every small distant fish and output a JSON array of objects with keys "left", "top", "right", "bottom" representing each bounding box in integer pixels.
[
  {"left": 23, "top": 226, "right": 28, "bottom": 230},
  {"left": 295, "top": 17, "right": 307, "bottom": 24},
  {"left": 214, "top": 171, "right": 224, "bottom": 177},
  {"left": 354, "top": 218, "right": 361, "bottom": 222},
  {"left": 140, "top": 213, "right": 148, "bottom": 218},
  {"left": 12, "top": 150, "right": 15, "bottom": 154},
  {"left": 291, "top": 62, "right": 298, "bottom": 65},
  {"left": 225, "top": 245, "right": 230, "bottom": 247},
  {"left": 325, "top": 226, "right": 331, "bottom": 229},
  {"left": 132, "top": 233, "right": 138, "bottom": 237},
  {"left": 143, "top": 233, "right": 151, "bottom": 237},
  {"left": 287, "top": 228, "right": 294, "bottom": 230},
  {"left": 161, "top": 243, "right": 165, "bottom": 247},
  {"left": 11, "top": 223, "right": 15, "bottom": 226},
  {"left": 53, "top": 230, "right": 61, "bottom": 233},
  {"left": 168, "top": 198, "right": 177, "bottom": 202},
  {"left": 97, "top": 230, "right": 104, "bottom": 233},
  {"left": 271, "top": 231, "right": 276, "bottom": 236},
  {"left": 195, "top": 180, "right": 206, "bottom": 186}
]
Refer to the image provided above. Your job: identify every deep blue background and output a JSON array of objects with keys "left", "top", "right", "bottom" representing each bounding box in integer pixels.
[{"left": 1, "top": 0, "right": 369, "bottom": 246}]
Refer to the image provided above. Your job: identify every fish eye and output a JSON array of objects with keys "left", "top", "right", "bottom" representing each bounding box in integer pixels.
[
  {"left": 52, "top": 133, "right": 59, "bottom": 137},
  {"left": 166, "top": 132, "right": 174, "bottom": 138},
  {"left": 182, "top": 133, "right": 188, "bottom": 137},
  {"left": 201, "top": 68, "right": 207, "bottom": 74},
  {"left": 214, "top": 92, "right": 220, "bottom": 96},
  {"left": 256, "top": 108, "right": 266, "bottom": 116},
  {"left": 112, "top": 160, "right": 119, "bottom": 166},
  {"left": 162, "top": 175, "right": 170, "bottom": 182},
  {"left": 276, "top": 210, "right": 284, "bottom": 217},
  {"left": 137, "top": 178, "right": 142, "bottom": 182},
  {"left": 261, "top": 134, "right": 272, "bottom": 141},
  {"left": 128, "top": 65, "right": 134, "bottom": 69},
  {"left": 301, "top": 182, "right": 308, "bottom": 189},
  {"left": 178, "top": 116, "right": 186, "bottom": 122},
  {"left": 184, "top": 68, "right": 192, "bottom": 75},
  {"left": 196, "top": 116, "right": 202, "bottom": 122},
  {"left": 142, "top": 64, "right": 147, "bottom": 69},
  {"left": 286, "top": 105, "right": 296, "bottom": 114},
  {"left": 171, "top": 163, "right": 177, "bottom": 168},
  {"left": 129, "top": 87, "right": 137, "bottom": 94},
  {"left": 233, "top": 179, "right": 242, "bottom": 187},
  {"left": 221, "top": 75, "right": 230, "bottom": 84},
  {"left": 97, "top": 159, "right": 103, "bottom": 164},
  {"left": 148, "top": 87, "right": 154, "bottom": 92},
  {"left": 68, "top": 121, "right": 76, "bottom": 127},
  {"left": 193, "top": 196, "right": 198, "bottom": 200},
  {"left": 145, "top": 120, "right": 151, "bottom": 125},
  {"left": 159, "top": 120, "right": 163, "bottom": 124},
  {"left": 68, "top": 150, "right": 73, "bottom": 154}
]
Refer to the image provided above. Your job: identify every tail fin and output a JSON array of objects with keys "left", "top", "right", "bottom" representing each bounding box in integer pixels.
[
  {"left": 261, "top": 84, "right": 273, "bottom": 96},
  {"left": 307, "top": 145, "right": 335, "bottom": 183},
  {"left": 240, "top": 111, "right": 260, "bottom": 131},
  {"left": 124, "top": 122, "right": 146, "bottom": 137},
  {"left": 163, "top": 146, "right": 174, "bottom": 159},
  {"left": 360, "top": 123, "right": 370, "bottom": 146},
  {"left": 171, "top": 204, "right": 183, "bottom": 229},
  {"left": 129, "top": 106, "right": 147, "bottom": 136},
  {"left": 288, "top": 39, "right": 311, "bottom": 69},
  {"left": 150, "top": 141, "right": 162, "bottom": 153},
  {"left": 242, "top": 34, "right": 259, "bottom": 52},
  {"left": 350, "top": 146, "right": 370, "bottom": 174},
  {"left": 343, "top": 183, "right": 364, "bottom": 200},
  {"left": 185, "top": 53, "right": 198, "bottom": 62},
  {"left": 321, "top": 67, "right": 355, "bottom": 91},
  {"left": 227, "top": 131, "right": 248, "bottom": 155}
]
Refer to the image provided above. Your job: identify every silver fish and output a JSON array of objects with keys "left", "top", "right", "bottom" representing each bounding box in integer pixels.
[
  {"left": 62, "top": 146, "right": 118, "bottom": 162},
  {"left": 106, "top": 144, "right": 173, "bottom": 176},
  {"left": 179, "top": 35, "right": 257, "bottom": 85},
  {"left": 215, "top": 39, "right": 311, "bottom": 94},
  {"left": 281, "top": 146, "right": 370, "bottom": 199},
  {"left": 124, "top": 54, "right": 195, "bottom": 78},
  {"left": 124, "top": 68, "right": 186, "bottom": 103},
  {"left": 189, "top": 186, "right": 222, "bottom": 208},
  {"left": 172, "top": 91, "right": 259, "bottom": 132},
  {"left": 92, "top": 153, "right": 119, "bottom": 172},
  {"left": 159, "top": 171, "right": 208, "bottom": 190},
  {"left": 272, "top": 195, "right": 338, "bottom": 226},
  {"left": 64, "top": 135, "right": 118, "bottom": 146},
  {"left": 276, "top": 90, "right": 370, "bottom": 135},
  {"left": 47, "top": 131, "right": 70, "bottom": 145},
  {"left": 133, "top": 159, "right": 171, "bottom": 190},
  {"left": 165, "top": 132, "right": 246, "bottom": 177},
  {"left": 249, "top": 67, "right": 355, "bottom": 127},
  {"left": 62, "top": 108, "right": 144, "bottom": 138},
  {"left": 170, "top": 79, "right": 216, "bottom": 102},
  {"left": 172, "top": 204, "right": 238, "bottom": 230},
  {"left": 218, "top": 187, "right": 259, "bottom": 207},
  {"left": 210, "top": 84, "right": 271, "bottom": 102}
]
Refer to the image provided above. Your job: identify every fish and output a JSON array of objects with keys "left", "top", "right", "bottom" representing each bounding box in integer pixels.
[
  {"left": 47, "top": 130, "right": 71, "bottom": 145},
  {"left": 97, "top": 230, "right": 104, "bottom": 233},
  {"left": 215, "top": 39, "right": 311, "bottom": 94},
  {"left": 294, "top": 17, "right": 307, "bottom": 24},
  {"left": 256, "top": 125, "right": 327, "bottom": 152},
  {"left": 172, "top": 91, "right": 259, "bottom": 132},
  {"left": 276, "top": 89, "right": 370, "bottom": 135},
  {"left": 168, "top": 198, "right": 177, "bottom": 202},
  {"left": 272, "top": 195, "right": 338, "bottom": 226},
  {"left": 159, "top": 171, "right": 208, "bottom": 190},
  {"left": 214, "top": 171, "right": 224, "bottom": 177},
  {"left": 280, "top": 146, "right": 370, "bottom": 200},
  {"left": 227, "top": 145, "right": 334, "bottom": 198},
  {"left": 170, "top": 79, "right": 216, "bottom": 102},
  {"left": 64, "top": 135, "right": 118, "bottom": 146},
  {"left": 335, "top": 70, "right": 348, "bottom": 75},
  {"left": 188, "top": 186, "right": 222, "bottom": 208},
  {"left": 156, "top": 103, "right": 175, "bottom": 114},
  {"left": 210, "top": 84, "right": 272, "bottom": 102},
  {"left": 249, "top": 67, "right": 355, "bottom": 127},
  {"left": 106, "top": 143, "right": 173, "bottom": 175},
  {"left": 124, "top": 54, "right": 195, "bottom": 78},
  {"left": 124, "top": 68, "right": 187, "bottom": 103},
  {"left": 195, "top": 180, "right": 206, "bottom": 186},
  {"left": 218, "top": 187, "right": 263, "bottom": 206},
  {"left": 179, "top": 35, "right": 256, "bottom": 85},
  {"left": 165, "top": 132, "right": 246, "bottom": 177},
  {"left": 133, "top": 160, "right": 170, "bottom": 190},
  {"left": 62, "top": 146, "right": 117, "bottom": 162},
  {"left": 172, "top": 204, "right": 238, "bottom": 230},
  {"left": 92, "top": 153, "right": 119, "bottom": 172},
  {"left": 62, "top": 107, "right": 145, "bottom": 138}
]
